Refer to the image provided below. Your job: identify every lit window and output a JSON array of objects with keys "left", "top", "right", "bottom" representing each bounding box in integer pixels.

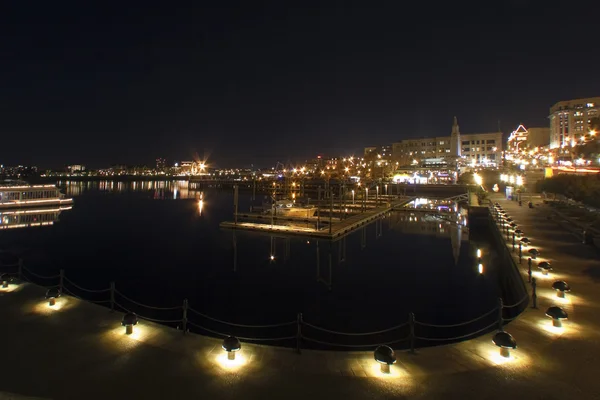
[{"left": 587, "top": 103, "right": 595, "bottom": 107}]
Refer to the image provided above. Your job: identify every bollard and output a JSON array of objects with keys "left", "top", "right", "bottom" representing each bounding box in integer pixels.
[
  {"left": 519, "top": 243, "right": 522, "bottom": 264},
  {"left": 182, "top": 299, "right": 188, "bottom": 334},
  {"left": 296, "top": 313, "right": 303, "bottom": 354},
  {"left": 498, "top": 298, "right": 504, "bottom": 331},
  {"left": 531, "top": 278, "right": 537, "bottom": 309},
  {"left": 110, "top": 282, "right": 115, "bottom": 312},
  {"left": 512, "top": 232, "right": 516, "bottom": 252},
  {"left": 409, "top": 313, "right": 416, "bottom": 353},
  {"left": 528, "top": 263, "right": 532, "bottom": 283}
]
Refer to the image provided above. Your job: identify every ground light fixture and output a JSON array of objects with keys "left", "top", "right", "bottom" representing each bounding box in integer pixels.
[
  {"left": 520, "top": 238, "right": 530, "bottom": 246},
  {"left": 45, "top": 287, "right": 61, "bottom": 306},
  {"left": 122, "top": 312, "right": 138, "bottom": 335},
  {"left": 509, "top": 222, "right": 517, "bottom": 229},
  {"left": 514, "top": 229, "right": 523, "bottom": 237},
  {"left": 1, "top": 273, "right": 10, "bottom": 288},
  {"left": 538, "top": 261, "right": 552, "bottom": 276},
  {"left": 552, "top": 281, "right": 570, "bottom": 298},
  {"left": 546, "top": 306, "right": 568, "bottom": 327},
  {"left": 528, "top": 248, "right": 539, "bottom": 259},
  {"left": 374, "top": 345, "right": 396, "bottom": 374},
  {"left": 492, "top": 331, "right": 517, "bottom": 358},
  {"left": 222, "top": 336, "right": 241, "bottom": 360}
]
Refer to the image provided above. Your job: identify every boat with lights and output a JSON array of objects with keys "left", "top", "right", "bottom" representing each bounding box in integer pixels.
[{"left": 0, "top": 181, "right": 73, "bottom": 210}]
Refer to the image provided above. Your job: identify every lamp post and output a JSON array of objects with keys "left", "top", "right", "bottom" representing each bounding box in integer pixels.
[{"left": 351, "top": 189, "right": 355, "bottom": 205}]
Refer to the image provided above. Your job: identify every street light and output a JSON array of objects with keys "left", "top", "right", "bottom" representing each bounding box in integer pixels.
[
  {"left": 351, "top": 189, "right": 355, "bottom": 204},
  {"left": 473, "top": 173, "right": 482, "bottom": 186}
]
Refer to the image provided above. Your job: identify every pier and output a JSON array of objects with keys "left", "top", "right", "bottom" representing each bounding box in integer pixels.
[{"left": 220, "top": 196, "right": 415, "bottom": 240}]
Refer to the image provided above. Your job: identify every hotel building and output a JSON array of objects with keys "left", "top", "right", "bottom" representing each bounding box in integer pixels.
[{"left": 549, "top": 97, "right": 600, "bottom": 148}]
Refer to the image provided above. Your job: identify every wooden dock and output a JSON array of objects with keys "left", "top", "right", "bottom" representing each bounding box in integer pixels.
[{"left": 220, "top": 197, "right": 415, "bottom": 240}]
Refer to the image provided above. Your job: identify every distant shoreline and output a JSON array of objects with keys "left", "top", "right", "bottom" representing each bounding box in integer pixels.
[{"left": 35, "top": 175, "right": 191, "bottom": 183}]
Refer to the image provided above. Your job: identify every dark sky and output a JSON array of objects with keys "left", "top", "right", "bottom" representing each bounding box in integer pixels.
[{"left": 1, "top": 1, "right": 599, "bottom": 169}]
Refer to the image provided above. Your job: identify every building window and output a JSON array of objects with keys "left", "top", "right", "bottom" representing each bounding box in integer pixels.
[
  {"left": 463, "top": 148, "right": 470, "bottom": 152},
  {"left": 462, "top": 141, "right": 470, "bottom": 145},
  {"left": 487, "top": 140, "right": 495, "bottom": 144},
  {"left": 439, "top": 141, "right": 445, "bottom": 145}
]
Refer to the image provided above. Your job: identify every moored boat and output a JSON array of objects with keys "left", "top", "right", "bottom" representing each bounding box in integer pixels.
[{"left": 0, "top": 180, "right": 73, "bottom": 210}]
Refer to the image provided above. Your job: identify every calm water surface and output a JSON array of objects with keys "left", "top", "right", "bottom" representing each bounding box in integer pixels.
[{"left": 2, "top": 180, "right": 506, "bottom": 336}]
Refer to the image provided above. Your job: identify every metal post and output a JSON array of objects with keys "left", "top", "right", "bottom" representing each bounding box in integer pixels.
[
  {"left": 519, "top": 243, "right": 522, "bottom": 264},
  {"left": 498, "top": 297, "right": 504, "bottom": 331},
  {"left": 233, "top": 231, "right": 237, "bottom": 272},
  {"left": 316, "top": 241, "right": 320, "bottom": 281},
  {"left": 531, "top": 278, "right": 537, "bottom": 309},
  {"left": 234, "top": 185, "right": 239, "bottom": 225},
  {"left": 316, "top": 204, "right": 320, "bottom": 230},
  {"left": 329, "top": 189, "right": 333, "bottom": 234},
  {"left": 59, "top": 269, "right": 64, "bottom": 293},
  {"left": 409, "top": 313, "right": 416, "bottom": 353},
  {"left": 527, "top": 263, "right": 532, "bottom": 283},
  {"left": 110, "top": 282, "right": 115, "bottom": 312},
  {"left": 296, "top": 313, "right": 302, "bottom": 354},
  {"left": 512, "top": 232, "right": 515, "bottom": 252},
  {"left": 182, "top": 299, "right": 188, "bottom": 334}
]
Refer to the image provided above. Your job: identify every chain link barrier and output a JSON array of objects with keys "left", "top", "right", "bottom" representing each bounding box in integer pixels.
[{"left": 11, "top": 254, "right": 530, "bottom": 350}]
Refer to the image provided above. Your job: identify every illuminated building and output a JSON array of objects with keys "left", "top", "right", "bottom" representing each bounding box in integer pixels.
[
  {"left": 67, "top": 165, "right": 85, "bottom": 173},
  {"left": 392, "top": 118, "right": 503, "bottom": 167},
  {"left": 155, "top": 158, "right": 167, "bottom": 171},
  {"left": 549, "top": 97, "right": 600, "bottom": 148}
]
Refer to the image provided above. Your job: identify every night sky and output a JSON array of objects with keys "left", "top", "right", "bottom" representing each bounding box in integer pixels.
[{"left": 2, "top": 1, "right": 599, "bottom": 169}]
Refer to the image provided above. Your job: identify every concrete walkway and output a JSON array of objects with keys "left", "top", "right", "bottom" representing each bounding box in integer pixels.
[{"left": 1, "top": 196, "right": 600, "bottom": 399}]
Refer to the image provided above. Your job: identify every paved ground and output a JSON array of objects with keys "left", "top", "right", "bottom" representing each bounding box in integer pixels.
[{"left": 1, "top": 194, "right": 600, "bottom": 399}]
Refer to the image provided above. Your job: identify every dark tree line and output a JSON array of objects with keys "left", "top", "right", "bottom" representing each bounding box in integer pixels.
[{"left": 539, "top": 174, "right": 600, "bottom": 208}]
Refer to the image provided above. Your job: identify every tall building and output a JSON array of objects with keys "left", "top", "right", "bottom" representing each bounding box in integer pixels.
[
  {"left": 450, "top": 116, "right": 461, "bottom": 157},
  {"left": 549, "top": 97, "right": 600, "bottom": 148}
]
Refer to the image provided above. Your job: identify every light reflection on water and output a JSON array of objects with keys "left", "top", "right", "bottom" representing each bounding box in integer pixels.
[{"left": 5, "top": 182, "right": 504, "bottom": 335}]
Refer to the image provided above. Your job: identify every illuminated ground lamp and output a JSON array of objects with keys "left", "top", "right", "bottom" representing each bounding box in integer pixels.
[
  {"left": 1, "top": 273, "right": 11, "bottom": 288},
  {"left": 509, "top": 222, "right": 517, "bottom": 230},
  {"left": 514, "top": 229, "right": 523, "bottom": 237},
  {"left": 552, "top": 281, "right": 570, "bottom": 298},
  {"left": 374, "top": 345, "right": 396, "bottom": 374},
  {"left": 520, "top": 238, "right": 530, "bottom": 247},
  {"left": 538, "top": 261, "right": 552, "bottom": 276},
  {"left": 528, "top": 248, "right": 539, "bottom": 260},
  {"left": 222, "top": 336, "right": 241, "bottom": 360},
  {"left": 122, "top": 312, "right": 138, "bottom": 335},
  {"left": 505, "top": 217, "right": 513, "bottom": 223},
  {"left": 492, "top": 331, "right": 516, "bottom": 358},
  {"left": 45, "top": 287, "right": 61, "bottom": 306},
  {"left": 545, "top": 306, "right": 568, "bottom": 328}
]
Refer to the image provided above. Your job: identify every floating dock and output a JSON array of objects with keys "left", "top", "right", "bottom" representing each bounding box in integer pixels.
[{"left": 220, "top": 197, "right": 415, "bottom": 240}]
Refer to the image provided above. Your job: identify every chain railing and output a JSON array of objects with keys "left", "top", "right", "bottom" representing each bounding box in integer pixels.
[{"left": 0, "top": 252, "right": 531, "bottom": 352}]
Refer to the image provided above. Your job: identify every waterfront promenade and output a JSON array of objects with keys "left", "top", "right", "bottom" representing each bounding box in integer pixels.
[{"left": 1, "top": 195, "right": 600, "bottom": 399}]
